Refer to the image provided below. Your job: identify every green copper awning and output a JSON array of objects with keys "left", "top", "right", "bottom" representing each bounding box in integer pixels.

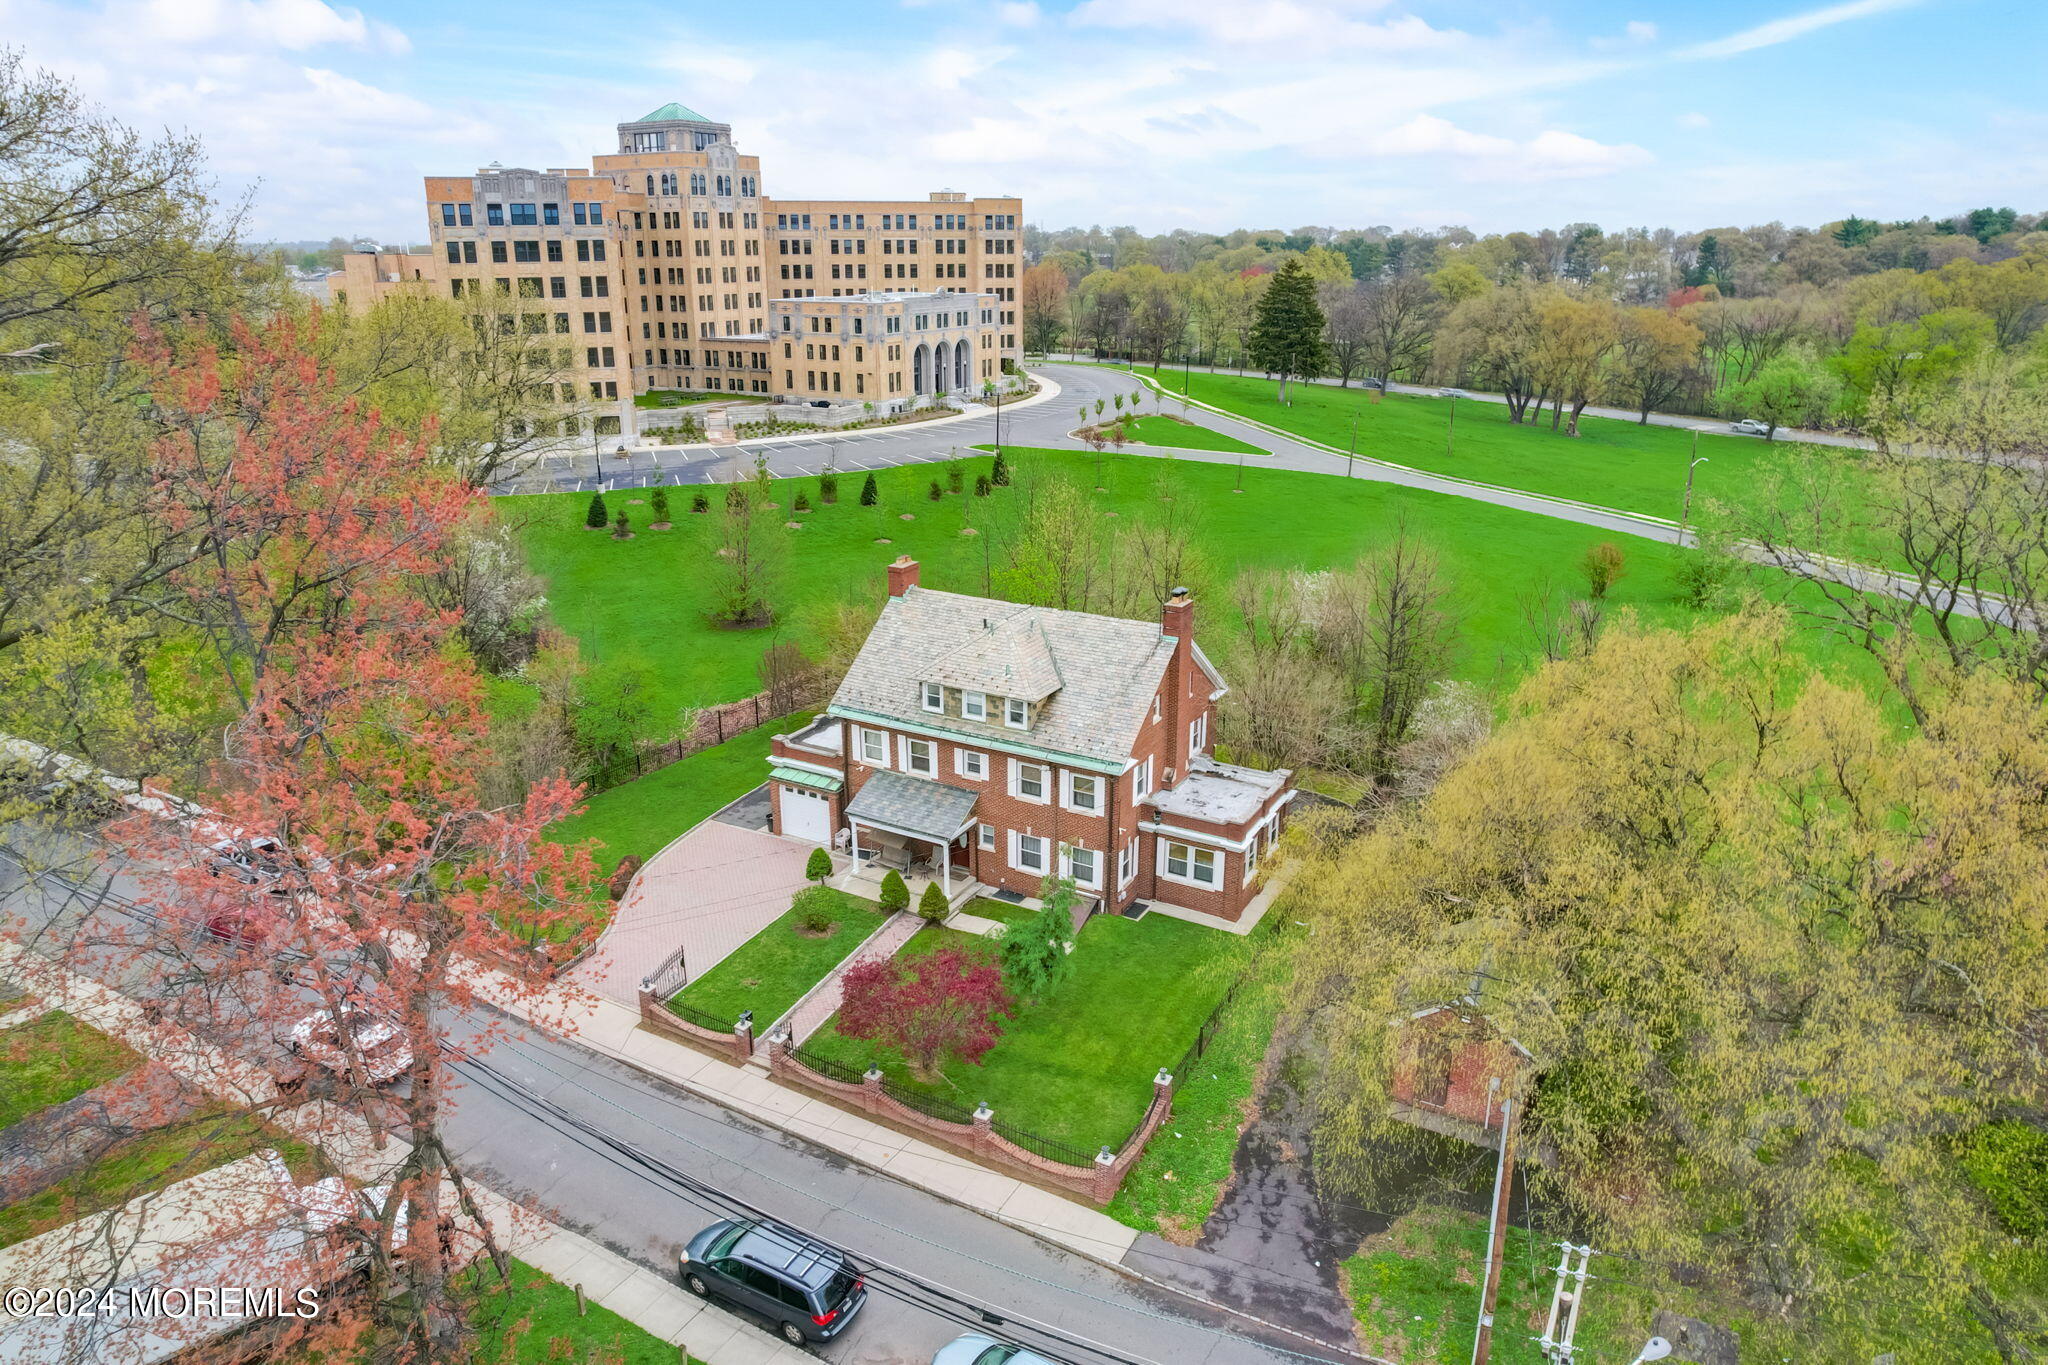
[{"left": 770, "top": 765, "right": 842, "bottom": 793}]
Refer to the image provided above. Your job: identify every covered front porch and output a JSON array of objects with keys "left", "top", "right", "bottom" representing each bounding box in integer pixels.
[{"left": 838, "top": 769, "right": 982, "bottom": 910}]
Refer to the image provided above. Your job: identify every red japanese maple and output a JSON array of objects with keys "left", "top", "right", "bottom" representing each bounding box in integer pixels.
[{"left": 837, "top": 947, "right": 1014, "bottom": 1081}]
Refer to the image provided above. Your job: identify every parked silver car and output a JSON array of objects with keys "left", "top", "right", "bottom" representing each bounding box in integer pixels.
[
  {"left": 1729, "top": 417, "right": 1772, "bottom": 436},
  {"left": 931, "top": 1334, "right": 1059, "bottom": 1365}
]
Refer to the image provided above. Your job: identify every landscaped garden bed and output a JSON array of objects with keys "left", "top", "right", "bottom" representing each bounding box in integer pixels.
[
  {"left": 800, "top": 913, "right": 1249, "bottom": 1153},
  {"left": 633, "top": 390, "right": 725, "bottom": 409},
  {"left": 668, "top": 888, "right": 887, "bottom": 1027},
  {"left": 1083, "top": 412, "right": 1267, "bottom": 456}
]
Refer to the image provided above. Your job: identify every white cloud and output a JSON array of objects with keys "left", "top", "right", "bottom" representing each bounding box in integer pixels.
[
  {"left": 993, "top": 1, "right": 1040, "bottom": 26},
  {"left": 1069, "top": 0, "right": 1450, "bottom": 51},
  {"left": 1374, "top": 115, "right": 1649, "bottom": 179},
  {"left": 1681, "top": 0, "right": 1919, "bottom": 60},
  {"left": 1591, "top": 19, "right": 1658, "bottom": 49},
  {"left": 1676, "top": 111, "right": 1711, "bottom": 129}
]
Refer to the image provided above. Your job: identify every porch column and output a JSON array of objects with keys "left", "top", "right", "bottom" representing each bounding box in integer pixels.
[
  {"left": 940, "top": 838, "right": 950, "bottom": 895},
  {"left": 849, "top": 819, "right": 860, "bottom": 866}
]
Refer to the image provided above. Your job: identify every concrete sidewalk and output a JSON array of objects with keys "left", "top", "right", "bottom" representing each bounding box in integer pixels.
[{"left": 482, "top": 979, "right": 1142, "bottom": 1265}]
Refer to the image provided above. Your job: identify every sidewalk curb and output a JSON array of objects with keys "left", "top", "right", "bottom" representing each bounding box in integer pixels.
[{"left": 631, "top": 370, "right": 1065, "bottom": 458}]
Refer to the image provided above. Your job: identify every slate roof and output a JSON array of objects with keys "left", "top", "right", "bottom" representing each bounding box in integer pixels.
[
  {"left": 927, "top": 614, "right": 1062, "bottom": 701},
  {"left": 636, "top": 101, "right": 711, "bottom": 124},
  {"left": 846, "top": 769, "right": 979, "bottom": 841},
  {"left": 830, "top": 587, "right": 1192, "bottom": 766}
]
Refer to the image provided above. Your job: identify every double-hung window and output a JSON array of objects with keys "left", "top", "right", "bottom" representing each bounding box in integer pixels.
[
  {"left": 857, "top": 728, "right": 889, "bottom": 767},
  {"left": 1013, "top": 761, "right": 1047, "bottom": 803},
  {"left": 1065, "top": 773, "right": 1101, "bottom": 814},
  {"left": 1061, "top": 844, "right": 1101, "bottom": 889},
  {"left": 1133, "top": 758, "right": 1152, "bottom": 800},
  {"left": 921, "top": 681, "right": 944, "bottom": 713},
  {"left": 1162, "top": 841, "right": 1220, "bottom": 888},
  {"left": 1013, "top": 832, "right": 1048, "bottom": 874},
  {"left": 955, "top": 749, "right": 987, "bottom": 781},
  {"left": 904, "top": 738, "right": 935, "bottom": 776},
  {"left": 1005, "top": 697, "right": 1028, "bottom": 729},
  {"left": 978, "top": 823, "right": 996, "bottom": 851},
  {"left": 1189, "top": 711, "right": 1208, "bottom": 755},
  {"left": 961, "top": 691, "right": 986, "bottom": 722}
]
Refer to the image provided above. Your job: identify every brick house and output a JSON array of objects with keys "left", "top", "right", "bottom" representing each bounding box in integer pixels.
[
  {"left": 1387, "top": 1004, "right": 1531, "bottom": 1146},
  {"left": 765, "top": 556, "right": 1295, "bottom": 927}
]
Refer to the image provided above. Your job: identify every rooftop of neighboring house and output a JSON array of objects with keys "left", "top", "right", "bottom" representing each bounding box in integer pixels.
[{"left": 828, "top": 563, "right": 1224, "bottom": 768}]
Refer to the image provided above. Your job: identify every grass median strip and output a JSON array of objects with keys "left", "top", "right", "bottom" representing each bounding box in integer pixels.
[
  {"left": 669, "top": 889, "right": 887, "bottom": 1027},
  {"left": 0, "top": 1010, "right": 143, "bottom": 1128},
  {"left": 463, "top": 1256, "right": 699, "bottom": 1365}
]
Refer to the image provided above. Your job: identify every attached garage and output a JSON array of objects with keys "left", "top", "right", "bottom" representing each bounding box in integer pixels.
[{"left": 769, "top": 765, "right": 842, "bottom": 845}]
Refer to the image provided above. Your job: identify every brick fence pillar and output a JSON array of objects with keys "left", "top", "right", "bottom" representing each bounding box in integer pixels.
[
  {"left": 862, "top": 1066, "right": 886, "bottom": 1118},
  {"left": 972, "top": 1101, "right": 994, "bottom": 1163},
  {"left": 1090, "top": 1146, "right": 1120, "bottom": 1204},
  {"left": 732, "top": 1011, "right": 755, "bottom": 1065}
]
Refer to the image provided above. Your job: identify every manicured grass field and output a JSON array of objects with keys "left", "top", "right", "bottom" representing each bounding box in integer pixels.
[
  {"left": 802, "top": 914, "right": 1248, "bottom": 1153},
  {"left": 544, "top": 711, "right": 814, "bottom": 872},
  {"left": 958, "top": 896, "right": 1032, "bottom": 926},
  {"left": 1128, "top": 364, "right": 1865, "bottom": 524},
  {"left": 669, "top": 890, "right": 887, "bottom": 1027},
  {"left": 1116, "top": 413, "right": 1267, "bottom": 456},
  {"left": 0, "top": 1106, "right": 323, "bottom": 1249},
  {"left": 633, "top": 389, "right": 724, "bottom": 409},
  {"left": 464, "top": 1257, "right": 697, "bottom": 1365},
  {"left": 505, "top": 448, "right": 1886, "bottom": 738},
  {"left": 0, "top": 1011, "right": 141, "bottom": 1128}
]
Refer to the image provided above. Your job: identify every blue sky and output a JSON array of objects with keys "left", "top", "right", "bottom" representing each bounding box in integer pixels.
[{"left": 4, "top": 0, "right": 2040, "bottom": 242}]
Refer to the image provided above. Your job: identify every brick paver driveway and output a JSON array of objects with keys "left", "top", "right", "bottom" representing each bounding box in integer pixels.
[{"left": 567, "top": 817, "right": 814, "bottom": 1005}]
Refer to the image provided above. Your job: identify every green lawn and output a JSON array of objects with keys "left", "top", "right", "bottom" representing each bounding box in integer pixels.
[
  {"left": 0, "top": 1011, "right": 142, "bottom": 1128},
  {"left": 507, "top": 447, "right": 1887, "bottom": 737},
  {"left": 802, "top": 914, "right": 1248, "bottom": 1153},
  {"left": 545, "top": 710, "right": 814, "bottom": 873},
  {"left": 464, "top": 1257, "right": 699, "bottom": 1365},
  {"left": 0, "top": 1105, "right": 323, "bottom": 1249},
  {"left": 1129, "top": 365, "right": 1867, "bottom": 526},
  {"left": 633, "top": 389, "right": 725, "bottom": 409},
  {"left": 1115, "top": 413, "right": 1267, "bottom": 456},
  {"left": 670, "top": 890, "right": 887, "bottom": 1027},
  {"left": 958, "top": 896, "right": 1032, "bottom": 926}
]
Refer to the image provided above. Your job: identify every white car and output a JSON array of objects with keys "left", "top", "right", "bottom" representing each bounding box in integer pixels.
[
  {"left": 288, "top": 1003, "right": 412, "bottom": 1085},
  {"left": 1437, "top": 386, "right": 1473, "bottom": 399},
  {"left": 1729, "top": 417, "right": 1772, "bottom": 436},
  {"left": 931, "top": 1335, "right": 1059, "bottom": 1365}
]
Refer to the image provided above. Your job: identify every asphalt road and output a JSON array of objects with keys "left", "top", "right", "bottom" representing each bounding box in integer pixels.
[{"left": 0, "top": 830, "right": 1357, "bottom": 1365}]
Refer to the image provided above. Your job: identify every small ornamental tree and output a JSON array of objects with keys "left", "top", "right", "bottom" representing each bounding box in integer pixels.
[
  {"left": 793, "top": 491, "right": 812, "bottom": 512},
  {"left": 1001, "top": 875, "right": 1076, "bottom": 1003},
  {"left": 837, "top": 946, "right": 1014, "bottom": 1080},
  {"left": 648, "top": 485, "right": 670, "bottom": 524},
  {"left": 878, "top": 867, "right": 909, "bottom": 912},
  {"left": 691, "top": 490, "right": 710, "bottom": 513},
  {"left": 1582, "top": 541, "right": 1628, "bottom": 600},
  {"left": 805, "top": 846, "right": 833, "bottom": 884},
  {"left": 917, "top": 879, "right": 950, "bottom": 924},
  {"left": 859, "top": 472, "right": 880, "bottom": 506},
  {"left": 819, "top": 471, "right": 840, "bottom": 503},
  {"left": 974, "top": 474, "right": 991, "bottom": 497},
  {"left": 945, "top": 460, "right": 965, "bottom": 493},
  {"left": 585, "top": 490, "right": 609, "bottom": 528},
  {"left": 927, "top": 478, "right": 943, "bottom": 501},
  {"left": 991, "top": 451, "right": 1011, "bottom": 486}
]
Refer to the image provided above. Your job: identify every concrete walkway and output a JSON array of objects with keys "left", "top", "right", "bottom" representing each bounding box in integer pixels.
[
  {"left": 779, "top": 910, "right": 921, "bottom": 1045},
  {"left": 568, "top": 821, "right": 817, "bottom": 1005}
]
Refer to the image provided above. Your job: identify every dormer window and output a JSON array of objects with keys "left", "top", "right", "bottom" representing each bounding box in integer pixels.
[
  {"left": 922, "top": 681, "right": 943, "bottom": 713},
  {"left": 962, "top": 691, "right": 987, "bottom": 722},
  {"left": 1005, "top": 697, "right": 1029, "bottom": 729}
]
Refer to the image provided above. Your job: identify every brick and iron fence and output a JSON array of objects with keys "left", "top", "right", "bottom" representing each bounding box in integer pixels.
[{"left": 635, "top": 946, "right": 755, "bottom": 1066}]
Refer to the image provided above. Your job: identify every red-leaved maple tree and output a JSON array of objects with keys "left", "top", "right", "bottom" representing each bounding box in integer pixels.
[
  {"left": 12, "top": 314, "right": 600, "bottom": 1363},
  {"left": 836, "top": 946, "right": 1014, "bottom": 1081}
]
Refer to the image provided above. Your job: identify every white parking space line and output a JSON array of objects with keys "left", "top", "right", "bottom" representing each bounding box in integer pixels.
[{"left": 791, "top": 464, "right": 813, "bottom": 475}]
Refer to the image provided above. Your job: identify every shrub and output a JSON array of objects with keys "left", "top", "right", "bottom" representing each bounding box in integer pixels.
[
  {"left": 1581, "top": 542, "right": 1628, "bottom": 600},
  {"left": 649, "top": 486, "right": 670, "bottom": 522},
  {"left": 690, "top": 490, "right": 710, "bottom": 513},
  {"left": 725, "top": 482, "right": 750, "bottom": 512},
  {"left": 917, "top": 880, "right": 950, "bottom": 925},
  {"left": 610, "top": 510, "right": 631, "bottom": 538},
  {"left": 945, "top": 460, "right": 965, "bottom": 494},
  {"left": 1001, "top": 876, "right": 1076, "bottom": 1003},
  {"left": 792, "top": 884, "right": 840, "bottom": 934},
  {"left": 990, "top": 451, "right": 1010, "bottom": 486},
  {"left": 793, "top": 491, "right": 812, "bottom": 512},
  {"left": 805, "top": 846, "right": 833, "bottom": 884},
  {"left": 927, "top": 479, "right": 943, "bottom": 501},
  {"left": 877, "top": 868, "right": 909, "bottom": 912},
  {"left": 819, "top": 471, "right": 840, "bottom": 503},
  {"left": 837, "top": 946, "right": 1013, "bottom": 1081},
  {"left": 973, "top": 474, "right": 991, "bottom": 497},
  {"left": 584, "top": 491, "right": 609, "bottom": 528},
  {"left": 1675, "top": 546, "right": 1734, "bottom": 608},
  {"left": 859, "top": 472, "right": 880, "bottom": 506},
  {"left": 606, "top": 855, "right": 643, "bottom": 901}
]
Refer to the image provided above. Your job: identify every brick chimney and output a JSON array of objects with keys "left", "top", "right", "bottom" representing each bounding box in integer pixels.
[
  {"left": 1161, "top": 586, "right": 1192, "bottom": 649},
  {"left": 887, "top": 555, "right": 921, "bottom": 598},
  {"left": 1161, "top": 588, "right": 1193, "bottom": 780}
]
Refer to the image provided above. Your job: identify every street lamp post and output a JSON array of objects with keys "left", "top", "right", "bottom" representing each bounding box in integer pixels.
[
  {"left": 1680, "top": 435, "right": 1710, "bottom": 546},
  {"left": 1347, "top": 414, "right": 1358, "bottom": 479}
]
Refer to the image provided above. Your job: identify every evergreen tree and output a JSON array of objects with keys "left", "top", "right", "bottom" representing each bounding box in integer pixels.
[
  {"left": 1833, "top": 215, "right": 1878, "bottom": 248},
  {"left": 584, "top": 491, "right": 609, "bottom": 528},
  {"left": 805, "top": 847, "right": 833, "bottom": 885},
  {"left": 859, "top": 472, "right": 880, "bottom": 506},
  {"left": 991, "top": 451, "right": 1011, "bottom": 486},
  {"left": 877, "top": 868, "right": 909, "bottom": 912},
  {"left": 1686, "top": 234, "right": 1725, "bottom": 290},
  {"left": 917, "top": 880, "right": 949, "bottom": 924},
  {"left": 649, "top": 485, "right": 670, "bottom": 523},
  {"left": 1000, "top": 876, "right": 1077, "bottom": 1003},
  {"left": 1246, "top": 257, "right": 1330, "bottom": 402}
]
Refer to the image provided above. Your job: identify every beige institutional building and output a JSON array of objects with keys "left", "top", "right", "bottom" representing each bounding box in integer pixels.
[{"left": 338, "top": 102, "right": 1022, "bottom": 436}]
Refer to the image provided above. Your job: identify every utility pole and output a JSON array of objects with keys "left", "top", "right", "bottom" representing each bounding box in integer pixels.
[
  {"left": 1347, "top": 414, "right": 1358, "bottom": 479},
  {"left": 1538, "top": 1243, "right": 1594, "bottom": 1363},
  {"left": 1470, "top": 1087, "right": 1521, "bottom": 1365}
]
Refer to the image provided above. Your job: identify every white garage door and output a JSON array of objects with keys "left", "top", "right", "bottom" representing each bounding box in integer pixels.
[{"left": 781, "top": 785, "right": 831, "bottom": 844}]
